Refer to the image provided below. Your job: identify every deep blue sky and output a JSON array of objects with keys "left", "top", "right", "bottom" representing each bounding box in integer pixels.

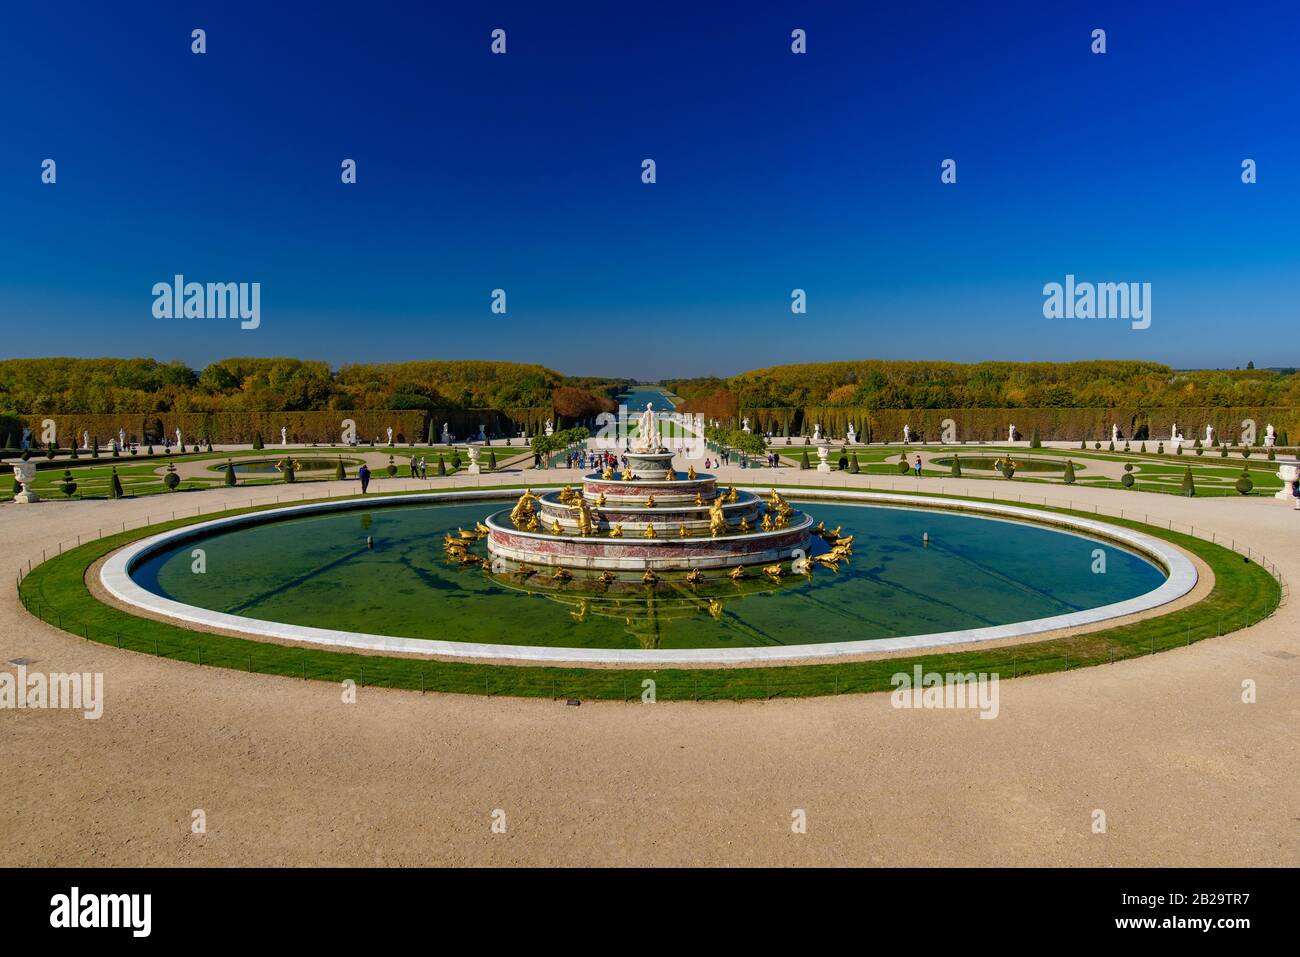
[{"left": 2, "top": 1, "right": 1297, "bottom": 378}]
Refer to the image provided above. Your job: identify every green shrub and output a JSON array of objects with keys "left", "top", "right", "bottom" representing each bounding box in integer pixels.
[
  {"left": 799, "top": 450, "right": 810, "bottom": 470},
  {"left": 58, "top": 469, "right": 77, "bottom": 498},
  {"left": 1220, "top": 445, "right": 1228, "bottom": 458},
  {"left": 1139, "top": 442, "right": 1146, "bottom": 453},
  {"left": 224, "top": 460, "right": 237, "bottom": 486},
  {"left": 110, "top": 468, "right": 124, "bottom": 499},
  {"left": 163, "top": 463, "right": 180, "bottom": 491},
  {"left": 91, "top": 437, "right": 99, "bottom": 459},
  {"left": 1234, "top": 469, "right": 1254, "bottom": 495},
  {"left": 46, "top": 441, "right": 57, "bottom": 460},
  {"left": 488, "top": 450, "right": 498, "bottom": 470},
  {"left": 1180, "top": 466, "right": 1195, "bottom": 497},
  {"left": 437, "top": 455, "right": 447, "bottom": 476},
  {"left": 837, "top": 453, "right": 848, "bottom": 471},
  {"left": 386, "top": 455, "right": 397, "bottom": 478},
  {"left": 1062, "top": 460, "right": 1076, "bottom": 484},
  {"left": 335, "top": 458, "right": 346, "bottom": 481},
  {"left": 1241, "top": 446, "right": 1251, "bottom": 459},
  {"left": 1079, "top": 439, "right": 1086, "bottom": 450},
  {"left": 1029, "top": 427, "right": 1041, "bottom": 448},
  {"left": 1107, "top": 441, "right": 1114, "bottom": 452},
  {"left": 950, "top": 455, "right": 961, "bottom": 477},
  {"left": 450, "top": 450, "right": 462, "bottom": 469},
  {"left": 1121, "top": 472, "right": 1135, "bottom": 488},
  {"left": 1124, "top": 462, "right": 1133, "bottom": 471},
  {"left": 897, "top": 457, "right": 910, "bottom": 475},
  {"left": 1267, "top": 447, "right": 1275, "bottom": 461},
  {"left": 850, "top": 453, "right": 860, "bottom": 474}
]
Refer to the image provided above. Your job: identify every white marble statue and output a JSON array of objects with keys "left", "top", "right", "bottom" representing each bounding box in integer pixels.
[
  {"left": 281, "top": 426, "right": 288, "bottom": 446},
  {"left": 82, "top": 430, "right": 90, "bottom": 450},
  {"left": 441, "top": 422, "right": 452, "bottom": 444},
  {"left": 1111, "top": 424, "right": 1120, "bottom": 443},
  {"left": 847, "top": 422, "right": 857, "bottom": 444},
  {"left": 1265, "top": 424, "right": 1276, "bottom": 447},
  {"left": 175, "top": 427, "right": 183, "bottom": 448},
  {"left": 1204, "top": 424, "right": 1214, "bottom": 445},
  {"left": 544, "top": 418, "right": 554, "bottom": 436},
  {"left": 1170, "top": 422, "right": 1184, "bottom": 451},
  {"left": 741, "top": 416, "right": 751, "bottom": 433},
  {"left": 118, "top": 429, "right": 126, "bottom": 450},
  {"left": 812, "top": 422, "right": 823, "bottom": 442},
  {"left": 636, "top": 403, "right": 657, "bottom": 450},
  {"left": 1008, "top": 424, "right": 1016, "bottom": 443},
  {"left": 386, "top": 426, "right": 393, "bottom": 445},
  {"left": 903, "top": 424, "right": 911, "bottom": 444}
]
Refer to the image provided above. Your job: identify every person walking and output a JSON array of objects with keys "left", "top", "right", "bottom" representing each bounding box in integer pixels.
[
  {"left": 913, "top": 455, "right": 923, "bottom": 478},
  {"left": 358, "top": 462, "right": 371, "bottom": 494}
]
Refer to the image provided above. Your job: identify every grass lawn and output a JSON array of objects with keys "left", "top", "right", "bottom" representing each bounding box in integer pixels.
[{"left": 16, "top": 487, "right": 1282, "bottom": 701}]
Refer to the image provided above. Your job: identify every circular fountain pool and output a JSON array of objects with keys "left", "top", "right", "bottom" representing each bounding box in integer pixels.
[{"left": 101, "top": 491, "right": 1195, "bottom": 663}]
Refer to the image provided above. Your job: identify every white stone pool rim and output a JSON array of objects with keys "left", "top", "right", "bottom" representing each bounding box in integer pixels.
[{"left": 99, "top": 488, "right": 1199, "bottom": 665}]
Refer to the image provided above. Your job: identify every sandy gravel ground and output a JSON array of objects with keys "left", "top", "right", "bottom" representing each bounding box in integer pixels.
[{"left": 1, "top": 471, "right": 1297, "bottom": 867}]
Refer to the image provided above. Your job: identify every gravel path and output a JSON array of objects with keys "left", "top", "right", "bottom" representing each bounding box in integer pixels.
[{"left": 1, "top": 472, "right": 1297, "bottom": 866}]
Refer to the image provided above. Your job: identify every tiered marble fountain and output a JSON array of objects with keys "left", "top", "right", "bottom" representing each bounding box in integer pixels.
[{"left": 482, "top": 408, "right": 817, "bottom": 581}]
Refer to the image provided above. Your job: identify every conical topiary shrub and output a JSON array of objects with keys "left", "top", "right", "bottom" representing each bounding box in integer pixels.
[
  {"left": 110, "top": 467, "right": 124, "bottom": 499},
  {"left": 163, "top": 462, "right": 180, "bottom": 491},
  {"left": 1062, "top": 460, "right": 1076, "bottom": 484},
  {"left": 488, "top": 450, "right": 498, "bottom": 470},
  {"left": 850, "top": 452, "right": 860, "bottom": 474},
  {"left": 1180, "top": 465, "right": 1195, "bottom": 497},
  {"left": 224, "top": 460, "right": 237, "bottom": 486},
  {"left": 1030, "top": 427, "right": 1041, "bottom": 448},
  {"left": 799, "top": 450, "right": 810, "bottom": 470},
  {"left": 1235, "top": 468, "right": 1253, "bottom": 495},
  {"left": 335, "top": 458, "right": 346, "bottom": 481},
  {"left": 59, "top": 469, "right": 77, "bottom": 497},
  {"left": 950, "top": 455, "right": 962, "bottom": 477},
  {"left": 386, "top": 455, "right": 397, "bottom": 478},
  {"left": 1079, "top": 439, "right": 1086, "bottom": 450},
  {"left": 253, "top": 432, "right": 264, "bottom": 450},
  {"left": 1220, "top": 445, "right": 1228, "bottom": 458},
  {"left": 437, "top": 455, "right": 447, "bottom": 476}
]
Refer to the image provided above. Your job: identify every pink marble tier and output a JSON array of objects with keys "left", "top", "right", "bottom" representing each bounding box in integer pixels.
[{"left": 485, "top": 510, "right": 814, "bottom": 571}]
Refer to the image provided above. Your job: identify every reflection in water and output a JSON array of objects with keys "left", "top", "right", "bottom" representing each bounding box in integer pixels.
[{"left": 483, "top": 556, "right": 830, "bottom": 648}]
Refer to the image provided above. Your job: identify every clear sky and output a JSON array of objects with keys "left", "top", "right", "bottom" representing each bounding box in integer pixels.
[{"left": 1, "top": 1, "right": 1297, "bottom": 379}]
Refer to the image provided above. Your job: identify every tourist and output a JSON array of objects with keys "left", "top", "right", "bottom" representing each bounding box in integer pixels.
[
  {"left": 358, "top": 463, "right": 371, "bottom": 494},
  {"left": 533, "top": 451, "right": 542, "bottom": 469},
  {"left": 914, "top": 455, "right": 923, "bottom": 477}
]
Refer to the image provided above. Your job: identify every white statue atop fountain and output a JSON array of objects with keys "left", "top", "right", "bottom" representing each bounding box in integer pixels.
[
  {"left": 1111, "top": 424, "right": 1120, "bottom": 443},
  {"left": 847, "top": 422, "right": 857, "bottom": 444},
  {"left": 741, "top": 416, "right": 751, "bottom": 434},
  {"left": 903, "top": 424, "right": 911, "bottom": 444},
  {"left": 1008, "top": 424, "right": 1016, "bottom": 443},
  {"left": 1204, "top": 424, "right": 1214, "bottom": 445},
  {"left": 1265, "top": 424, "right": 1276, "bottom": 447},
  {"left": 636, "top": 403, "right": 658, "bottom": 451},
  {"left": 544, "top": 418, "right": 554, "bottom": 437}
]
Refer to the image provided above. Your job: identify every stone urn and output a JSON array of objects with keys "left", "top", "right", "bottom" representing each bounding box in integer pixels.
[
  {"left": 816, "top": 445, "right": 831, "bottom": 473},
  {"left": 466, "top": 445, "right": 481, "bottom": 475},
  {"left": 1275, "top": 458, "right": 1300, "bottom": 502},
  {"left": 12, "top": 460, "right": 40, "bottom": 503}
]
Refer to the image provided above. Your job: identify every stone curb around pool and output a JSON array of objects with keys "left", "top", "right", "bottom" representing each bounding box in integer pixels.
[{"left": 98, "top": 488, "right": 1198, "bottom": 665}]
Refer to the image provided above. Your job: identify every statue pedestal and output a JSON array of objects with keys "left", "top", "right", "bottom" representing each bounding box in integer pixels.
[
  {"left": 14, "top": 489, "right": 41, "bottom": 503},
  {"left": 466, "top": 464, "right": 481, "bottom": 475}
]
